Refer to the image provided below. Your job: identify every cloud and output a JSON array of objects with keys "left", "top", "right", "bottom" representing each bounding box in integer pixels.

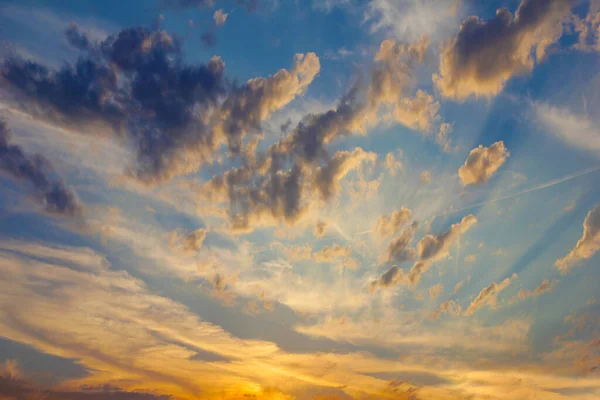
[
  {"left": 0, "top": 119, "right": 82, "bottom": 217},
  {"left": 374, "top": 207, "right": 412, "bottom": 237},
  {"left": 0, "top": 377, "right": 172, "bottom": 400},
  {"left": 313, "top": 148, "right": 376, "bottom": 200},
  {"left": 453, "top": 280, "right": 464, "bottom": 294},
  {"left": 383, "top": 221, "right": 418, "bottom": 264},
  {"left": 430, "top": 299, "right": 462, "bottom": 320},
  {"left": 393, "top": 89, "right": 440, "bottom": 133},
  {"left": 213, "top": 9, "right": 228, "bottom": 27},
  {"left": 428, "top": 283, "right": 443, "bottom": 298},
  {"left": 407, "top": 215, "right": 476, "bottom": 284},
  {"left": 183, "top": 228, "right": 207, "bottom": 252},
  {"left": 458, "top": 141, "right": 509, "bottom": 186},
  {"left": 465, "top": 273, "right": 517, "bottom": 316},
  {"left": 0, "top": 360, "right": 21, "bottom": 380},
  {"left": 464, "top": 254, "right": 476, "bottom": 263},
  {"left": 556, "top": 204, "right": 600, "bottom": 274},
  {"left": 510, "top": 279, "right": 558, "bottom": 303},
  {"left": 200, "top": 31, "right": 217, "bottom": 47},
  {"left": 314, "top": 220, "right": 327, "bottom": 238},
  {"left": 534, "top": 102, "right": 600, "bottom": 157},
  {"left": 365, "top": 0, "right": 461, "bottom": 43},
  {"left": 369, "top": 265, "right": 405, "bottom": 291},
  {"left": 434, "top": 0, "right": 573, "bottom": 100},
  {"left": 313, "top": 244, "right": 352, "bottom": 263},
  {"left": 419, "top": 170, "right": 431, "bottom": 184},
  {"left": 573, "top": 0, "right": 600, "bottom": 51},
  {"left": 1, "top": 24, "right": 320, "bottom": 184}
]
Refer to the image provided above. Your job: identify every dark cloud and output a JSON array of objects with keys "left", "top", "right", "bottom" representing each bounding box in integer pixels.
[
  {"left": 0, "top": 119, "right": 82, "bottom": 217},
  {"left": 201, "top": 31, "right": 217, "bottom": 47},
  {"left": 384, "top": 222, "right": 417, "bottom": 264},
  {"left": 0, "top": 376, "right": 172, "bottom": 400},
  {"left": 2, "top": 24, "right": 319, "bottom": 184},
  {"left": 200, "top": 36, "right": 434, "bottom": 232},
  {"left": 65, "top": 23, "right": 93, "bottom": 51},
  {"left": 408, "top": 215, "right": 476, "bottom": 284},
  {"left": 435, "top": 0, "right": 573, "bottom": 100}
]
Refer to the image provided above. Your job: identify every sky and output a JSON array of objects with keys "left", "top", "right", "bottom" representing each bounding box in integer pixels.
[{"left": 0, "top": 0, "right": 599, "bottom": 399}]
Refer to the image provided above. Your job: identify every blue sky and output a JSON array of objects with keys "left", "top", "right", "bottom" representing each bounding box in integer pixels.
[{"left": 0, "top": 0, "right": 599, "bottom": 399}]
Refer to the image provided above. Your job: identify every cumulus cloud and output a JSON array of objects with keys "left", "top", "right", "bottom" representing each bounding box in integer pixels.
[
  {"left": 393, "top": 89, "right": 440, "bottom": 133},
  {"left": 213, "top": 9, "right": 228, "bottom": 27},
  {"left": 314, "top": 220, "right": 327, "bottom": 238},
  {"left": 1, "top": 24, "right": 320, "bottom": 184},
  {"left": 458, "top": 141, "right": 509, "bottom": 186},
  {"left": 200, "top": 35, "right": 432, "bottom": 232},
  {"left": 465, "top": 273, "right": 517, "bottom": 316},
  {"left": 369, "top": 265, "right": 404, "bottom": 291},
  {"left": 434, "top": 0, "right": 573, "bottom": 100},
  {"left": 408, "top": 215, "right": 476, "bottom": 284},
  {"left": 429, "top": 283, "right": 443, "bottom": 298},
  {"left": 200, "top": 31, "right": 217, "bottom": 47},
  {"left": 374, "top": 207, "right": 412, "bottom": 237},
  {"left": 430, "top": 299, "right": 462, "bottom": 320},
  {"left": 313, "top": 244, "right": 352, "bottom": 263},
  {"left": 313, "top": 148, "right": 376, "bottom": 200},
  {"left": 556, "top": 204, "right": 600, "bottom": 274},
  {"left": 510, "top": 279, "right": 558, "bottom": 303},
  {"left": 453, "top": 280, "right": 464, "bottom": 294},
  {"left": 383, "top": 221, "right": 418, "bottom": 264},
  {"left": 573, "top": 0, "right": 600, "bottom": 51},
  {"left": 0, "top": 119, "right": 82, "bottom": 217}
]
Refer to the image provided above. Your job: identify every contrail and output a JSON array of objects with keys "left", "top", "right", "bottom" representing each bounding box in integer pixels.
[{"left": 439, "top": 165, "right": 600, "bottom": 218}]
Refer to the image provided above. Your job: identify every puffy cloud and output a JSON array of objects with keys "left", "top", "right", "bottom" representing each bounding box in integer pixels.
[
  {"left": 369, "top": 37, "right": 429, "bottom": 111},
  {"left": 374, "top": 207, "right": 412, "bottom": 237},
  {"left": 436, "top": 122, "right": 454, "bottom": 152},
  {"left": 465, "top": 273, "right": 517, "bottom": 316},
  {"left": 573, "top": 0, "right": 600, "bottom": 51},
  {"left": 430, "top": 299, "right": 462, "bottom": 320},
  {"left": 556, "top": 204, "right": 600, "bottom": 274},
  {"left": 383, "top": 221, "right": 418, "bottom": 264},
  {"left": 183, "top": 228, "right": 207, "bottom": 252},
  {"left": 393, "top": 89, "right": 440, "bottom": 133},
  {"left": 1, "top": 24, "right": 319, "bottom": 184},
  {"left": 453, "top": 280, "right": 464, "bottom": 294},
  {"left": 384, "top": 152, "right": 402, "bottom": 176},
  {"left": 369, "top": 265, "right": 404, "bottom": 291},
  {"left": 458, "top": 141, "right": 509, "bottom": 186},
  {"left": 408, "top": 215, "right": 477, "bottom": 284},
  {"left": 200, "top": 31, "right": 217, "bottom": 47},
  {"left": 282, "top": 243, "right": 313, "bottom": 262},
  {"left": 510, "top": 279, "right": 558, "bottom": 303},
  {"left": 213, "top": 9, "right": 228, "bottom": 27},
  {"left": 428, "top": 283, "right": 443, "bottom": 298},
  {"left": 313, "top": 148, "right": 376, "bottom": 200},
  {"left": 464, "top": 254, "right": 476, "bottom": 263},
  {"left": 215, "top": 52, "right": 321, "bottom": 152},
  {"left": 314, "top": 220, "right": 327, "bottom": 238},
  {"left": 419, "top": 170, "right": 431, "bottom": 184},
  {"left": 435, "top": 0, "right": 573, "bottom": 100},
  {"left": 200, "top": 35, "right": 432, "bottom": 233},
  {"left": 313, "top": 244, "right": 352, "bottom": 263},
  {"left": 0, "top": 119, "right": 82, "bottom": 217}
]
